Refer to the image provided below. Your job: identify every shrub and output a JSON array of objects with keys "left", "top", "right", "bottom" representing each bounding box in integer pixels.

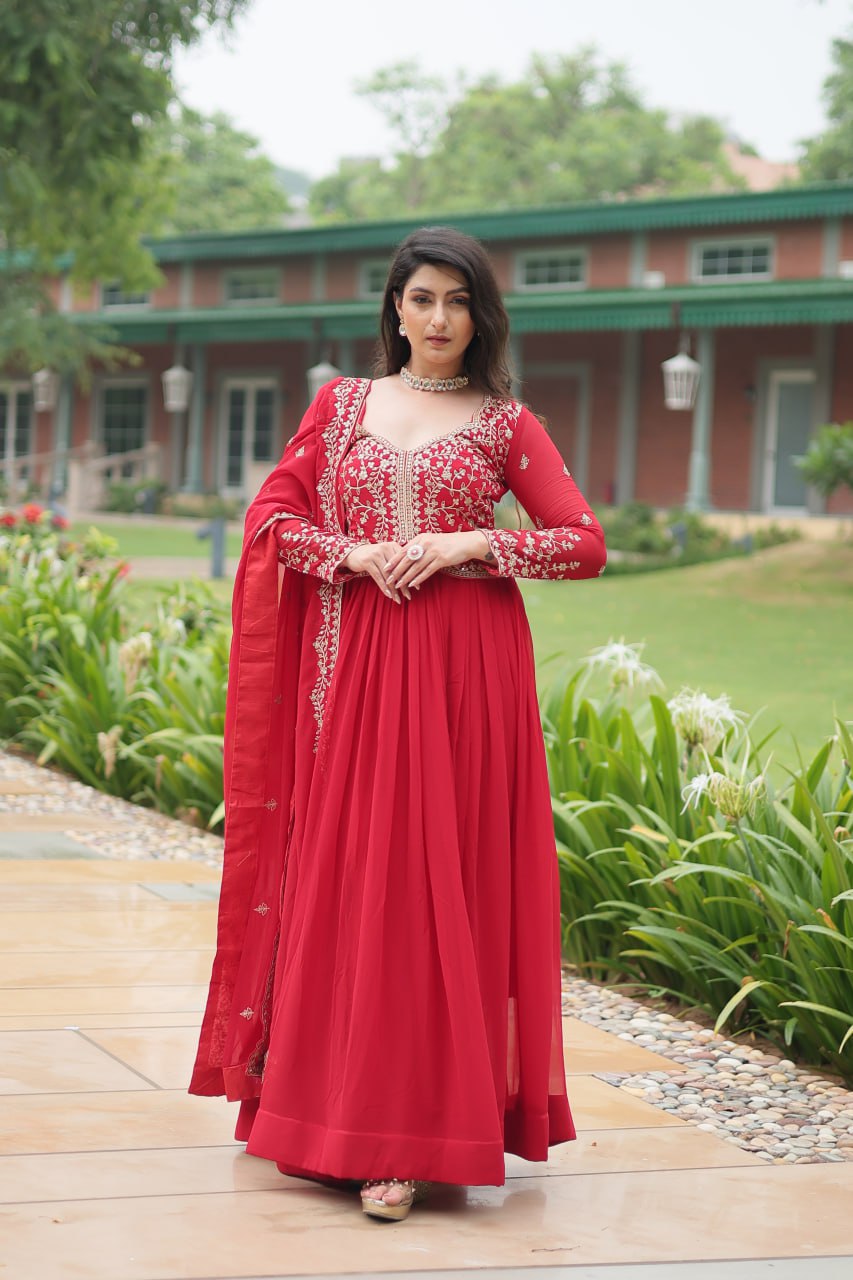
[
  {"left": 543, "top": 646, "right": 853, "bottom": 1080},
  {"left": 796, "top": 422, "right": 853, "bottom": 499}
]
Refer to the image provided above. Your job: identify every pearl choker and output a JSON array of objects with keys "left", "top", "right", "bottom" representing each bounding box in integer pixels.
[{"left": 400, "top": 365, "right": 469, "bottom": 392}]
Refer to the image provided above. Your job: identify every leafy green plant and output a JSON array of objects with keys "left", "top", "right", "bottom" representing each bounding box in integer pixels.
[
  {"left": 543, "top": 646, "right": 853, "bottom": 1080},
  {"left": 795, "top": 422, "right": 853, "bottom": 500}
]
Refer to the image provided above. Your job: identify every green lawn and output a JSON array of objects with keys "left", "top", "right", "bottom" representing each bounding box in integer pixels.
[
  {"left": 521, "top": 540, "right": 853, "bottom": 765},
  {"left": 123, "top": 540, "right": 853, "bottom": 766},
  {"left": 70, "top": 520, "right": 244, "bottom": 560}
]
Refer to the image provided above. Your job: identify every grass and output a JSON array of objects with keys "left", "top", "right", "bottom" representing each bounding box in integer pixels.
[
  {"left": 522, "top": 539, "right": 853, "bottom": 766},
  {"left": 69, "top": 521, "right": 244, "bottom": 560},
  {"left": 121, "top": 539, "right": 853, "bottom": 767}
]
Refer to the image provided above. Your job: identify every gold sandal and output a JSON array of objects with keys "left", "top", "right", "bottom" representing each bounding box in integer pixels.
[{"left": 361, "top": 1178, "right": 430, "bottom": 1222}]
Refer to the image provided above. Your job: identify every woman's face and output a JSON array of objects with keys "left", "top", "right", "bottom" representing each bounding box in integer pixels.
[{"left": 395, "top": 263, "right": 476, "bottom": 373}]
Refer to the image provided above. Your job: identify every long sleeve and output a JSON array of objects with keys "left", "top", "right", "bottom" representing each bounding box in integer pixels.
[
  {"left": 481, "top": 406, "right": 607, "bottom": 580},
  {"left": 275, "top": 518, "right": 365, "bottom": 583}
]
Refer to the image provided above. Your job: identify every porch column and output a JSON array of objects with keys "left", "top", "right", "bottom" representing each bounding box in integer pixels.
[
  {"left": 685, "top": 328, "right": 715, "bottom": 513},
  {"left": 810, "top": 325, "right": 835, "bottom": 515},
  {"left": 184, "top": 343, "right": 206, "bottom": 494},
  {"left": 615, "top": 331, "right": 640, "bottom": 504},
  {"left": 337, "top": 338, "right": 355, "bottom": 375},
  {"left": 509, "top": 332, "right": 523, "bottom": 398},
  {"left": 169, "top": 343, "right": 187, "bottom": 491},
  {"left": 51, "top": 374, "right": 73, "bottom": 499}
]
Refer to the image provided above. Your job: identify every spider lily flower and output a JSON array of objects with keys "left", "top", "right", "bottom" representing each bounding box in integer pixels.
[
  {"left": 681, "top": 767, "right": 766, "bottom": 820},
  {"left": 668, "top": 688, "right": 744, "bottom": 751},
  {"left": 97, "top": 725, "right": 122, "bottom": 779},
  {"left": 583, "top": 639, "right": 663, "bottom": 692}
]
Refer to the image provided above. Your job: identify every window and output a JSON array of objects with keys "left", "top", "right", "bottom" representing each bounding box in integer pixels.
[
  {"left": 359, "top": 260, "right": 389, "bottom": 298},
  {"left": 516, "top": 249, "right": 587, "bottom": 290},
  {"left": 0, "top": 387, "right": 33, "bottom": 473},
  {"left": 100, "top": 284, "right": 151, "bottom": 308},
  {"left": 223, "top": 268, "right": 280, "bottom": 305},
  {"left": 692, "top": 239, "right": 773, "bottom": 282},
  {"left": 101, "top": 385, "right": 147, "bottom": 456}
]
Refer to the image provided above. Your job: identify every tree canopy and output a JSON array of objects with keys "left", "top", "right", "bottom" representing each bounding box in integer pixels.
[
  {"left": 153, "top": 105, "right": 290, "bottom": 236},
  {"left": 0, "top": 0, "right": 248, "bottom": 373},
  {"left": 800, "top": 36, "right": 853, "bottom": 180},
  {"left": 309, "top": 51, "right": 743, "bottom": 222}
]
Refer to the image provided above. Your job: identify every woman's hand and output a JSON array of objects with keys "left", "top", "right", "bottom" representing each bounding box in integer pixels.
[
  {"left": 342, "top": 541, "right": 411, "bottom": 602},
  {"left": 384, "top": 531, "right": 491, "bottom": 593}
]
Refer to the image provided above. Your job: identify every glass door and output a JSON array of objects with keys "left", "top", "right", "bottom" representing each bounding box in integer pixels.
[
  {"left": 222, "top": 379, "right": 276, "bottom": 494},
  {"left": 762, "top": 371, "right": 815, "bottom": 512},
  {"left": 0, "top": 384, "right": 34, "bottom": 498}
]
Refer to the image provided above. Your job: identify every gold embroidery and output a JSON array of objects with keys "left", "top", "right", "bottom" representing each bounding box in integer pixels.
[
  {"left": 580, "top": 512, "right": 593, "bottom": 526},
  {"left": 295, "top": 445, "right": 305, "bottom": 457},
  {"left": 254, "top": 902, "right": 270, "bottom": 915},
  {"left": 264, "top": 798, "right": 278, "bottom": 811},
  {"left": 239, "top": 1007, "right": 254, "bottom": 1019},
  {"left": 519, "top": 453, "right": 530, "bottom": 469}
]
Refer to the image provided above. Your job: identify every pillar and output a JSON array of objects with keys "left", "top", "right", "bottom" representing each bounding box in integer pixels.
[
  {"left": 615, "top": 331, "right": 640, "bottom": 505},
  {"left": 685, "top": 329, "right": 715, "bottom": 513},
  {"left": 184, "top": 343, "right": 206, "bottom": 494}
]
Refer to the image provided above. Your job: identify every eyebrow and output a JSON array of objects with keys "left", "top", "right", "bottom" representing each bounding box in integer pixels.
[{"left": 405, "top": 285, "right": 470, "bottom": 296}]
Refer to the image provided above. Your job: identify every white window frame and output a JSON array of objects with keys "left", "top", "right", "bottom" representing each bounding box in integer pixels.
[
  {"left": 690, "top": 237, "right": 774, "bottom": 284},
  {"left": 514, "top": 247, "right": 588, "bottom": 292},
  {"left": 222, "top": 266, "right": 281, "bottom": 307},
  {"left": 99, "top": 284, "right": 152, "bottom": 310},
  {"left": 358, "top": 259, "right": 390, "bottom": 299},
  {"left": 219, "top": 376, "right": 279, "bottom": 494},
  {"left": 95, "top": 377, "right": 150, "bottom": 455}
]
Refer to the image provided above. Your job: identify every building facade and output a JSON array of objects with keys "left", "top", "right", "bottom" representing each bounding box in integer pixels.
[{"left": 6, "top": 182, "right": 853, "bottom": 515}]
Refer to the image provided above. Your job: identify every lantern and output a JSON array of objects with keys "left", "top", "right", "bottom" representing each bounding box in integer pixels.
[
  {"left": 307, "top": 360, "right": 341, "bottom": 401},
  {"left": 32, "top": 368, "right": 60, "bottom": 413},
  {"left": 161, "top": 364, "right": 194, "bottom": 413},
  {"left": 661, "top": 348, "right": 701, "bottom": 411}
]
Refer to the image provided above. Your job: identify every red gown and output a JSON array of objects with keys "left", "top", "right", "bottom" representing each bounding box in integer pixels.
[{"left": 190, "top": 377, "right": 606, "bottom": 1188}]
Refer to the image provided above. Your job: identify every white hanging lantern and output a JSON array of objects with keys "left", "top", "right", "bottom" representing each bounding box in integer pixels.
[
  {"left": 162, "top": 364, "right": 194, "bottom": 413},
  {"left": 661, "top": 348, "right": 701, "bottom": 411},
  {"left": 32, "top": 368, "right": 60, "bottom": 413},
  {"left": 307, "top": 360, "right": 341, "bottom": 401}
]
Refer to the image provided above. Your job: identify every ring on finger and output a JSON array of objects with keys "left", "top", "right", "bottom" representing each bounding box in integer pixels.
[{"left": 406, "top": 543, "right": 425, "bottom": 561}]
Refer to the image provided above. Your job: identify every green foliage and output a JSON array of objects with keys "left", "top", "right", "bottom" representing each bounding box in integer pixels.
[
  {"left": 800, "top": 37, "right": 853, "bottom": 180},
  {"left": 601, "top": 503, "right": 672, "bottom": 555},
  {"left": 0, "top": 525, "right": 228, "bottom": 827},
  {"left": 543, "top": 653, "right": 853, "bottom": 1080},
  {"left": 310, "top": 51, "right": 742, "bottom": 221},
  {"left": 151, "top": 104, "right": 290, "bottom": 235},
  {"left": 0, "top": 0, "right": 248, "bottom": 373},
  {"left": 106, "top": 479, "right": 170, "bottom": 515},
  {"left": 795, "top": 422, "right": 853, "bottom": 499}
]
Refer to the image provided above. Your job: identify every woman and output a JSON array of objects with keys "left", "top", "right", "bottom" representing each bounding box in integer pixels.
[{"left": 190, "top": 226, "right": 606, "bottom": 1222}]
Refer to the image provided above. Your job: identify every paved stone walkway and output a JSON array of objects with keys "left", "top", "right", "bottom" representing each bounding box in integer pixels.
[{"left": 1, "top": 749, "right": 851, "bottom": 1280}]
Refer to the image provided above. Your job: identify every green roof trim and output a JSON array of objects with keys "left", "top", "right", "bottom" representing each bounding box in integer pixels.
[
  {"left": 77, "top": 278, "right": 853, "bottom": 342},
  {"left": 143, "top": 182, "right": 853, "bottom": 263}
]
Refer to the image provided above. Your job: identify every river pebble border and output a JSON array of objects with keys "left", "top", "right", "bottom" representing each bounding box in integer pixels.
[{"left": 3, "top": 749, "right": 852, "bottom": 1166}]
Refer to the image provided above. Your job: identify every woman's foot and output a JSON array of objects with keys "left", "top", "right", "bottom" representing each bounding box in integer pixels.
[{"left": 361, "top": 1178, "right": 431, "bottom": 1221}]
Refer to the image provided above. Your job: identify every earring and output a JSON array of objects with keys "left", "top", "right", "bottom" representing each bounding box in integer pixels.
[{"left": 398, "top": 322, "right": 407, "bottom": 337}]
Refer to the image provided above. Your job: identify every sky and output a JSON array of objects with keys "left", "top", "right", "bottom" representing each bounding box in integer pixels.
[{"left": 172, "top": 0, "right": 853, "bottom": 179}]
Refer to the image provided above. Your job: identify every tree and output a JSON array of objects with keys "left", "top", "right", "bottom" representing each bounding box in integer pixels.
[
  {"left": 796, "top": 423, "right": 853, "bottom": 500},
  {"left": 153, "top": 105, "right": 290, "bottom": 236},
  {"left": 0, "top": 1, "right": 249, "bottom": 375},
  {"left": 309, "top": 51, "right": 742, "bottom": 223},
  {"left": 800, "top": 36, "right": 853, "bottom": 180}
]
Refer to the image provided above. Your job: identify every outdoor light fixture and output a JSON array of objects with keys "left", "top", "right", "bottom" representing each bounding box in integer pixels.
[
  {"left": 32, "top": 368, "right": 60, "bottom": 413},
  {"left": 162, "top": 363, "right": 194, "bottom": 413},
  {"left": 307, "top": 360, "right": 341, "bottom": 401},
  {"left": 661, "top": 341, "right": 701, "bottom": 411}
]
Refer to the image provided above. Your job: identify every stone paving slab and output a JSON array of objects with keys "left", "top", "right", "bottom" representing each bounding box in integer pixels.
[{"left": 2, "top": 747, "right": 853, "bottom": 1279}]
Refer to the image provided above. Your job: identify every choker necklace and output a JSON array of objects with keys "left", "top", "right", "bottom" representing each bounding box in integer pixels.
[{"left": 400, "top": 365, "right": 469, "bottom": 393}]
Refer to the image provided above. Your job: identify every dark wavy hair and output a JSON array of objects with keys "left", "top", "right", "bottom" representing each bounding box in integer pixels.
[{"left": 375, "top": 226, "right": 513, "bottom": 398}]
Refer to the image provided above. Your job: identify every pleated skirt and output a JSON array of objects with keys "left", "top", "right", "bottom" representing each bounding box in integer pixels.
[{"left": 239, "top": 571, "right": 575, "bottom": 1186}]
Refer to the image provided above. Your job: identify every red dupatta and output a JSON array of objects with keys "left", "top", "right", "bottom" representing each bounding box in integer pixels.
[{"left": 189, "top": 376, "right": 368, "bottom": 1098}]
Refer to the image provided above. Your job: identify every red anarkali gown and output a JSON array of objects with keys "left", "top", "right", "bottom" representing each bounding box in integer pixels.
[{"left": 190, "top": 377, "right": 606, "bottom": 1188}]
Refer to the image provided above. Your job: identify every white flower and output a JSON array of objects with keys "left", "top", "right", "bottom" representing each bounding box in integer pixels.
[
  {"left": 97, "top": 725, "right": 122, "bottom": 779},
  {"left": 118, "top": 631, "right": 153, "bottom": 690},
  {"left": 681, "top": 772, "right": 713, "bottom": 812},
  {"left": 681, "top": 767, "right": 766, "bottom": 821},
  {"left": 159, "top": 617, "right": 187, "bottom": 646},
  {"left": 583, "top": 639, "right": 663, "bottom": 692},
  {"left": 668, "top": 688, "right": 743, "bottom": 751}
]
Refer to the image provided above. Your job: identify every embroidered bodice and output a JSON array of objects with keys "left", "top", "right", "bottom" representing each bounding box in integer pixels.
[{"left": 274, "top": 385, "right": 606, "bottom": 583}]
